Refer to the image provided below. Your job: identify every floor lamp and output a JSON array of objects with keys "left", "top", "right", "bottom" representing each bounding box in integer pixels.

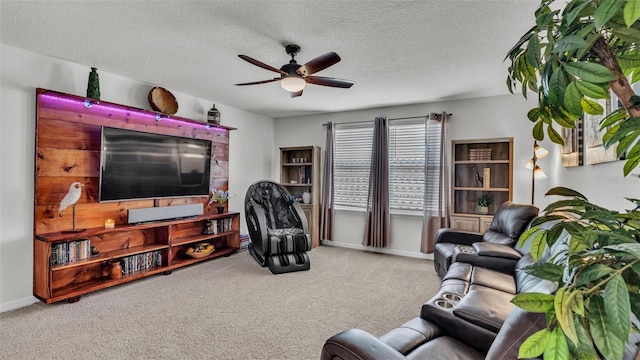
[{"left": 526, "top": 141, "right": 548, "bottom": 204}]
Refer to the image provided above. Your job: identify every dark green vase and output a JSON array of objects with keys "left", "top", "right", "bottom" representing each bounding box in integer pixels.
[{"left": 86, "top": 67, "right": 100, "bottom": 100}]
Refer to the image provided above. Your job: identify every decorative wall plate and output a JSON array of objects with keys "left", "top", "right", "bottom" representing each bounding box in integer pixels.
[{"left": 148, "top": 86, "right": 178, "bottom": 114}]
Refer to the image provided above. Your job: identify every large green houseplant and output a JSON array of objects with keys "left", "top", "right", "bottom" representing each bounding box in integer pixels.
[
  {"left": 506, "top": 0, "right": 640, "bottom": 176},
  {"left": 513, "top": 187, "right": 640, "bottom": 360},
  {"left": 505, "top": 1, "right": 640, "bottom": 359}
]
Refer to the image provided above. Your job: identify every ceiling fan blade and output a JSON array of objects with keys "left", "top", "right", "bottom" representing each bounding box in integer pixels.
[
  {"left": 297, "top": 52, "right": 341, "bottom": 76},
  {"left": 305, "top": 76, "right": 354, "bottom": 88},
  {"left": 290, "top": 89, "right": 303, "bottom": 98},
  {"left": 234, "top": 78, "right": 281, "bottom": 86},
  {"left": 238, "top": 55, "right": 288, "bottom": 75}
]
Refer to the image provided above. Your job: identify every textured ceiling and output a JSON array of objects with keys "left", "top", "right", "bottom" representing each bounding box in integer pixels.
[{"left": 0, "top": 0, "right": 540, "bottom": 119}]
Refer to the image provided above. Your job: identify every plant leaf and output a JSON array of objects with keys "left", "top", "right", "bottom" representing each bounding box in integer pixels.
[
  {"left": 565, "top": 1, "right": 590, "bottom": 26},
  {"left": 612, "top": 25, "right": 640, "bottom": 43},
  {"left": 528, "top": 107, "right": 542, "bottom": 122},
  {"left": 594, "top": 0, "right": 624, "bottom": 30},
  {"left": 624, "top": 152, "right": 640, "bottom": 176},
  {"left": 545, "top": 186, "right": 587, "bottom": 199},
  {"left": 617, "top": 54, "right": 640, "bottom": 68},
  {"left": 604, "top": 274, "right": 631, "bottom": 341},
  {"left": 548, "top": 125, "right": 564, "bottom": 144},
  {"left": 564, "top": 82, "right": 585, "bottom": 115},
  {"left": 581, "top": 97, "right": 604, "bottom": 115},
  {"left": 530, "top": 229, "right": 549, "bottom": 261},
  {"left": 604, "top": 243, "right": 640, "bottom": 258},
  {"left": 576, "top": 264, "right": 614, "bottom": 286},
  {"left": 519, "top": 328, "right": 551, "bottom": 359},
  {"left": 543, "top": 325, "right": 570, "bottom": 360},
  {"left": 624, "top": 0, "right": 640, "bottom": 27},
  {"left": 526, "top": 34, "right": 542, "bottom": 69},
  {"left": 549, "top": 69, "right": 567, "bottom": 107},
  {"left": 533, "top": 119, "right": 545, "bottom": 140},
  {"left": 512, "top": 292, "right": 556, "bottom": 312},
  {"left": 553, "top": 34, "right": 588, "bottom": 54},
  {"left": 565, "top": 62, "right": 615, "bottom": 83},
  {"left": 569, "top": 291, "right": 585, "bottom": 317},
  {"left": 574, "top": 80, "right": 609, "bottom": 99},
  {"left": 589, "top": 296, "right": 625, "bottom": 360},
  {"left": 555, "top": 287, "right": 579, "bottom": 345},
  {"left": 569, "top": 318, "right": 601, "bottom": 360},
  {"left": 522, "top": 263, "right": 565, "bottom": 282}
]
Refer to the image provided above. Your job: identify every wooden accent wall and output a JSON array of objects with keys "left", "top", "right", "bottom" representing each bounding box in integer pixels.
[{"left": 34, "top": 89, "right": 234, "bottom": 235}]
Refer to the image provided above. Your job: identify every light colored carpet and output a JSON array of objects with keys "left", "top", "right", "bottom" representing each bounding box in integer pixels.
[{"left": 0, "top": 245, "right": 440, "bottom": 360}]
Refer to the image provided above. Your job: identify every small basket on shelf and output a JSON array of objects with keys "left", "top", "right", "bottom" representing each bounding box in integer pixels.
[{"left": 184, "top": 243, "right": 215, "bottom": 259}]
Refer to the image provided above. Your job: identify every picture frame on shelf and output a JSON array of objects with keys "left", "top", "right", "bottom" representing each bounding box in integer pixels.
[{"left": 584, "top": 97, "right": 619, "bottom": 165}]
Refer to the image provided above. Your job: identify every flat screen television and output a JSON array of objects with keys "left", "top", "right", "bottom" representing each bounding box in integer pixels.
[{"left": 99, "top": 127, "right": 212, "bottom": 202}]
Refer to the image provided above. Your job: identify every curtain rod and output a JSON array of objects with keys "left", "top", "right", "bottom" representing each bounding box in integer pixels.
[{"left": 322, "top": 113, "right": 452, "bottom": 126}]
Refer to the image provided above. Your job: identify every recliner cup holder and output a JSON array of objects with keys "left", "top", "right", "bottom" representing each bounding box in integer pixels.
[
  {"left": 443, "top": 293, "right": 461, "bottom": 301},
  {"left": 435, "top": 299, "right": 455, "bottom": 309}
]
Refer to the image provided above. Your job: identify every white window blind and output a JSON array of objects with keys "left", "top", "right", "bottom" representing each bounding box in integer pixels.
[
  {"left": 333, "top": 119, "right": 442, "bottom": 215},
  {"left": 334, "top": 124, "right": 373, "bottom": 211}
]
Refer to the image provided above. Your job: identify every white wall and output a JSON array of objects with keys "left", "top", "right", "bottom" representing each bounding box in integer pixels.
[
  {"left": 274, "top": 94, "right": 640, "bottom": 257},
  {"left": 0, "top": 44, "right": 275, "bottom": 311}
]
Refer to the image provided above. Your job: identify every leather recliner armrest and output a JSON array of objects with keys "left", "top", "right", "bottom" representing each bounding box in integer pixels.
[
  {"left": 435, "top": 228, "right": 483, "bottom": 246},
  {"left": 451, "top": 243, "right": 522, "bottom": 274},
  {"left": 472, "top": 242, "right": 522, "bottom": 259},
  {"left": 321, "top": 328, "right": 407, "bottom": 360}
]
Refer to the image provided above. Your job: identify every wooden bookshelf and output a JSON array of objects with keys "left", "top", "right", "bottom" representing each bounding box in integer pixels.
[
  {"left": 450, "top": 138, "right": 513, "bottom": 233},
  {"left": 279, "top": 146, "right": 321, "bottom": 247}
]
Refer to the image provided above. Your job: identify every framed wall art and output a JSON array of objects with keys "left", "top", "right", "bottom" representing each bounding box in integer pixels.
[
  {"left": 584, "top": 97, "right": 620, "bottom": 165},
  {"left": 561, "top": 117, "right": 583, "bottom": 167}
]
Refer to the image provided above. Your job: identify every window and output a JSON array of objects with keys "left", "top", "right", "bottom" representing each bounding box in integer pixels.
[
  {"left": 333, "top": 119, "right": 442, "bottom": 214},
  {"left": 334, "top": 124, "right": 373, "bottom": 211}
]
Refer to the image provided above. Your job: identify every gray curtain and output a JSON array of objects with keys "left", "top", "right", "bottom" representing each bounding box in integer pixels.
[
  {"left": 363, "top": 117, "right": 390, "bottom": 248},
  {"left": 421, "top": 112, "right": 450, "bottom": 253},
  {"left": 320, "top": 122, "right": 335, "bottom": 241}
]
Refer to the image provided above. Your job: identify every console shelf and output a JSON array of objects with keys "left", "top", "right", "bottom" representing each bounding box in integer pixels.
[{"left": 35, "top": 212, "right": 240, "bottom": 303}]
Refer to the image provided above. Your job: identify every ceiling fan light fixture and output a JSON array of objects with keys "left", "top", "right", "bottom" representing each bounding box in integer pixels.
[{"left": 280, "top": 75, "right": 306, "bottom": 92}]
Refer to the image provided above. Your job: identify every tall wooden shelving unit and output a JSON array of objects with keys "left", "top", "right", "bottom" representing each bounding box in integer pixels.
[
  {"left": 450, "top": 138, "right": 513, "bottom": 233},
  {"left": 279, "top": 146, "right": 321, "bottom": 248}
]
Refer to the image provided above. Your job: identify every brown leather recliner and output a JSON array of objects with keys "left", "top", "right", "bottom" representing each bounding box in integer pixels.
[{"left": 433, "top": 201, "right": 539, "bottom": 278}]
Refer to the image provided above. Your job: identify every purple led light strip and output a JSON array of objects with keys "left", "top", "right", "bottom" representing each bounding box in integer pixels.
[{"left": 39, "top": 91, "right": 227, "bottom": 132}]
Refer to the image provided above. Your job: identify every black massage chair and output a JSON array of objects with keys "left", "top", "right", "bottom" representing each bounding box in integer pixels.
[{"left": 244, "top": 180, "right": 312, "bottom": 274}]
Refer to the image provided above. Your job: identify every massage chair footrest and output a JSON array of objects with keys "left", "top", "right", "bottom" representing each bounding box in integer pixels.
[{"left": 267, "top": 252, "right": 310, "bottom": 274}]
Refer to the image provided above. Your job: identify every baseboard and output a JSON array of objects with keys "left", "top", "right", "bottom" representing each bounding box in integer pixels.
[
  {"left": 320, "top": 240, "right": 433, "bottom": 260},
  {"left": 0, "top": 296, "right": 39, "bottom": 313}
]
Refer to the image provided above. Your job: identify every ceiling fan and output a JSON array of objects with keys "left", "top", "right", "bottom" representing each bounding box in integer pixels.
[{"left": 234, "top": 44, "right": 354, "bottom": 98}]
